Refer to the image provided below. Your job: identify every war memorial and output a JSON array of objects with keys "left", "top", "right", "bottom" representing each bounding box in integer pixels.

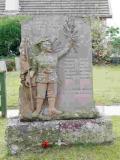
[{"left": 3, "top": 0, "right": 113, "bottom": 155}]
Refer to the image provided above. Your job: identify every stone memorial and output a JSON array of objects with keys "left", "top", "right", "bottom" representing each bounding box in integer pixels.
[
  {"left": 18, "top": 16, "right": 99, "bottom": 120},
  {"left": 5, "top": 1, "right": 113, "bottom": 155},
  {"left": 6, "top": 16, "right": 113, "bottom": 155}
]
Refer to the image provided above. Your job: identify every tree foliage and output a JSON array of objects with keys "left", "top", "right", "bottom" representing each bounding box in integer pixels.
[
  {"left": 0, "top": 17, "right": 21, "bottom": 56},
  {"left": 106, "top": 27, "right": 120, "bottom": 55},
  {"left": 89, "top": 17, "right": 108, "bottom": 64}
]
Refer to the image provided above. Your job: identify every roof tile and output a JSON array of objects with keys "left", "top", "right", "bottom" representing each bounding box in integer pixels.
[
  {"left": 0, "top": 0, "right": 5, "bottom": 15},
  {"left": 0, "top": 0, "right": 112, "bottom": 18},
  {"left": 19, "top": 0, "right": 111, "bottom": 17}
]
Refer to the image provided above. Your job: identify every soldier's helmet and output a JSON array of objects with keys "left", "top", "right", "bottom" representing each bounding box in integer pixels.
[{"left": 35, "top": 39, "right": 52, "bottom": 52}]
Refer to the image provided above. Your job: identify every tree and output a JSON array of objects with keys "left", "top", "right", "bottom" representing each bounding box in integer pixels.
[
  {"left": 0, "top": 17, "right": 21, "bottom": 56},
  {"left": 106, "top": 27, "right": 120, "bottom": 56},
  {"left": 89, "top": 17, "right": 108, "bottom": 64}
]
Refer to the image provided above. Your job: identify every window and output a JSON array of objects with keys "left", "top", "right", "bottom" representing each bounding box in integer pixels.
[{"left": 5, "top": 0, "right": 19, "bottom": 11}]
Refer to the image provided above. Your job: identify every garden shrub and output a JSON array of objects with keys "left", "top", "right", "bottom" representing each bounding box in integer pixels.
[
  {"left": 0, "top": 17, "right": 21, "bottom": 56},
  {"left": 90, "top": 17, "right": 109, "bottom": 64},
  {"left": 106, "top": 27, "right": 120, "bottom": 55},
  {"left": 6, "top": 59, "right": 15, "bottom": 71}
]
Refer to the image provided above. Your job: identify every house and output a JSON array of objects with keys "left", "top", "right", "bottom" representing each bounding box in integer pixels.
[
  {"left": 0, "top": 0, "right": 5, "bottom": 14},
  {"left": 0, "top": 0, "right": 112, "bottom": 19}
]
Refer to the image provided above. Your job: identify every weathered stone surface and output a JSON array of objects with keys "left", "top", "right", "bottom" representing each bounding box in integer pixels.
[
  {"left": 6, "top": 117, "right": 113, "bottom": 155},
  {"left": 20, "top": 16, "right": 98, "bottom": 118},
  {"left": 20, "top": 107, "right": 100, "bottom": 121}
]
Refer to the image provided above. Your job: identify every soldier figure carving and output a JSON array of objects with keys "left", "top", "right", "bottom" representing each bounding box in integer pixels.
[{"left": 19, "top": 38, "right": 74, "bottom": 119}]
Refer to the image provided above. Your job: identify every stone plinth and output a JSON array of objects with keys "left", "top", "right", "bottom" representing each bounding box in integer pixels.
[{"left": 6, "top": 117, "right": 113, "bottom": 155}]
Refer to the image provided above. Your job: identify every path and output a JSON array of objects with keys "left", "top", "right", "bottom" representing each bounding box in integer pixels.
[{"left": 5, "top": 106, "right": 120, "bottom": 118}]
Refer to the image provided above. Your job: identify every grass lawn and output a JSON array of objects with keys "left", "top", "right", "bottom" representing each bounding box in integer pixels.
[
  {"left": 93, "top": 65, "right": 120, "bottom": 105},
  {"left": 0, "top": 116, "right": 119, "bottom": 160},
  {"left": 6, "top": 71, "right": 20, "bottom": 108},
  {"left": 7, "top": 65, "right": 120, "bottom": 108}
]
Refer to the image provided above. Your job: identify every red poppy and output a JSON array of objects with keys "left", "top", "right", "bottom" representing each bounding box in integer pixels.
[{"left": 41, "top": 140, "right": 49, "bottom": 148}]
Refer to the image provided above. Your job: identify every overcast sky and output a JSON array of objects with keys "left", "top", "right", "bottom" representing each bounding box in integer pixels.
[{"left": 107, "top": 0, "right": 120, "bottom": 27}]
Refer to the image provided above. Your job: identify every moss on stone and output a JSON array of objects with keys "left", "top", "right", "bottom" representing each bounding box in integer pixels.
[{"left": 20, "top": 108, "right": 100, "bottom": 122}]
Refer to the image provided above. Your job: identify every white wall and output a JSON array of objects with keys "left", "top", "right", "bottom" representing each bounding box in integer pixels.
[{"left": 5, "top": 0, "right": 19, "bottom": 11}]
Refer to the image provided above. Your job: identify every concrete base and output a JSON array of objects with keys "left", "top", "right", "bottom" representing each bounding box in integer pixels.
[{"left": 5, "top": 117, "right": 113, "bottom": 155}]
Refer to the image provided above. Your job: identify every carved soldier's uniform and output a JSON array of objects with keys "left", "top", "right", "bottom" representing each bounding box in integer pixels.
[
  {"left": 32, "top": 54, "right": 58, "bottom": 98},
  {"left": 31, "top": 42, "right": 70, "bottom": 116}
]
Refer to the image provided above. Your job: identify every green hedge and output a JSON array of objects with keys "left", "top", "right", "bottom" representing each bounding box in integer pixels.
[{"left": 0, "top": 17, "right": 21, "bottom": 56}]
